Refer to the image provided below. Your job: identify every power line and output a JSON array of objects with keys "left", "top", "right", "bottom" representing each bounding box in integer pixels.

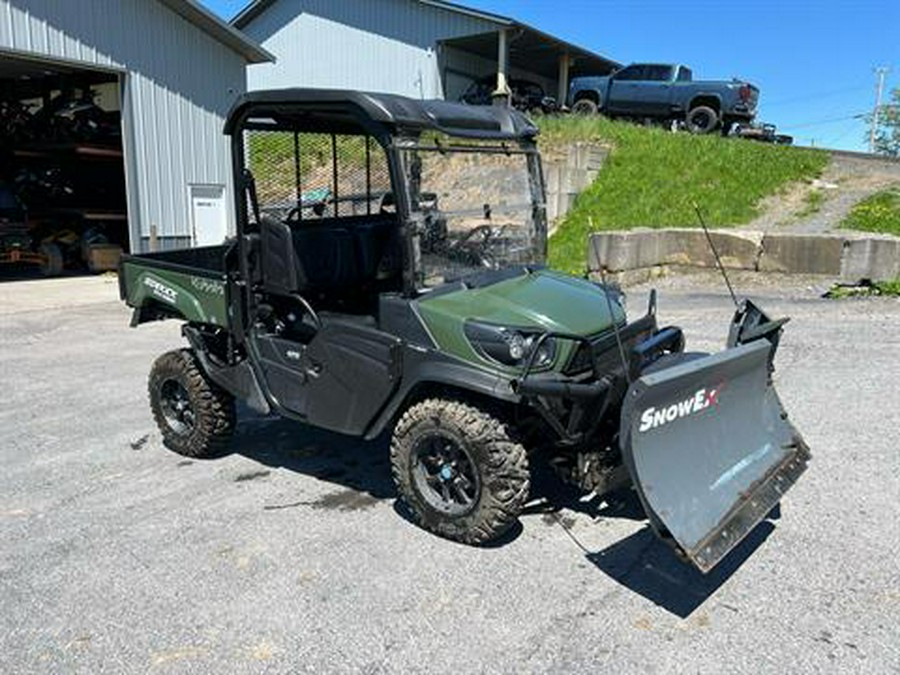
[
  {"left": 819, "top": 119, "right": 865, "bottom": 148},
  {"left": 764, "top": 84, "right": 871, "bottom": 108},
  {"left": 779, "top": 113, "right": 867, "bottom": 130}
]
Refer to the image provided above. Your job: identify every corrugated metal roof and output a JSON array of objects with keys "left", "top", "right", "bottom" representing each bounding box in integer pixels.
[{"left": 158, "top": 0, "right": 274, "bottom": 62}]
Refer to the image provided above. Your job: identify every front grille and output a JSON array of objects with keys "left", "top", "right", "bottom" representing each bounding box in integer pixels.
[{"left": 562, "top": 315, "right": 655, "bottom": 376}]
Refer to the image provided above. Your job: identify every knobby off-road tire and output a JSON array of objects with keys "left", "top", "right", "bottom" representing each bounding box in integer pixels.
[
  {"left": 390, "top": 398, "right": 530, "bottom": 545},
  {"left": 571, "top": 97, "right": 599, "bottom": 116},
  {"left": 148, "top": 349, "right": 235, "bottom": 458},
  {"left": 686, "top": 105, "right": 719, "bottom": 134}
]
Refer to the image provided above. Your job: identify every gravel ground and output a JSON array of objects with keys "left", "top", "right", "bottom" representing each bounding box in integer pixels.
[
  {"left": 1, "top": 273, "right": 898, "bottom": 674},
  {"left": 749, "top": 154, "right": 900, "bottom": 233}
]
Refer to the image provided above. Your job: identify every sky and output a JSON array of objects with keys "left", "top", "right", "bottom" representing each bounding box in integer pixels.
[{"left": 203, "top": 0, "right": 899, "bottom": 152}]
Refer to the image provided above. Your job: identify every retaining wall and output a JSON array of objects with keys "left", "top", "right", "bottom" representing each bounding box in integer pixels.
[{"left": 587, "top": 229, "right": 900, "bottom": 282}]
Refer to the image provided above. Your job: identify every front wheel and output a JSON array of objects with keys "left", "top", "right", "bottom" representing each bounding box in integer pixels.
[
  {"left": 148, "top": 349, "right": 235, "bottom": 458},
  {"left": 390, "top": 398, "right": 530, "bottom": 545},
  {"left": 571, "top": 98, "right": 599, "bottom": 116}
]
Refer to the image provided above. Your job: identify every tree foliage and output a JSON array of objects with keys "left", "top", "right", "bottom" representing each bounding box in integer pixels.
[{"left": 870, "top": 88, "right": 900, "bottom": 157}]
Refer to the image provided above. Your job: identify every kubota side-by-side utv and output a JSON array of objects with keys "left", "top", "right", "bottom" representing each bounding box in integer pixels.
[{"left": 120, "top": 90, "right": 809, "bottom": 573}]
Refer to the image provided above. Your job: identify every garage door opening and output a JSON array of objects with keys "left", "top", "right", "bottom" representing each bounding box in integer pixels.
[{"left": 0, "top": 52, "right": 128, "bottom": 280}]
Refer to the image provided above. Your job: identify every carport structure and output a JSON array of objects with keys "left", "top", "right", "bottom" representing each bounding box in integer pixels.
[{"left": 439, "top": 17, "right": 620, "bottom": 106}]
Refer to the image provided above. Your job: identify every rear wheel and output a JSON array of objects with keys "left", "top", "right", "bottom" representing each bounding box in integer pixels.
[
  {"left": 571, "top": 98, "right": 599, "bottom": 116},
  {"left": 390, "top": 398, "right": 530, "bottom": 545},
  {"left": 148, "top": 349, "right": 235, "bottom": 458},
  {"left": 686, "top": 105, "right": 719, "bottom": 134}
]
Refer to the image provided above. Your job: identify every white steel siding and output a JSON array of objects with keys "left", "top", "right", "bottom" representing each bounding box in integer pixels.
[
  {"left": 0, "top": 0, "right": 247, "bottom": 249},
  {"left": 242, "top": 0, "right": 497, "bottom": 99}
]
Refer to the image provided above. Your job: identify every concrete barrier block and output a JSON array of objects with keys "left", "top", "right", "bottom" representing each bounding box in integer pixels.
[
  {"left": 759, "top": 233, "right": 845, "bottom": 275},
  {"left": 567, "top": 143, "right": 608, "bottom": 171},
  {"left": 840, "top": 235, "right": 900, "bottom": 282},
  {"left": 659, "top": 229, "right": 762, "bottom": 270},
  {"left": 543, "top": 165, "right": 561, "bottom": 194},
  {"left": 556, "top": 167, "right": 588, "bottom": 193},
  {"left": 588, "top": 230, "right": 666, "bottom": 272},
  {"left": 588, "top": 229, "right": 762, "bottom": 272}
]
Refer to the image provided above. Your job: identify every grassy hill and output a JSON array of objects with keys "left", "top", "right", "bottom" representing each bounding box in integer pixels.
[
  {"left": 538, "top": 117, "right": 829, "bottom": 274},
  {"left": 842, "top": 187, "right": 900, "bottom": 236}
]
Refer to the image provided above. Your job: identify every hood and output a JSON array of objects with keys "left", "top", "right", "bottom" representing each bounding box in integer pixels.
[{"left": 418, "top": 269, "right": 625, "bottom": 337}]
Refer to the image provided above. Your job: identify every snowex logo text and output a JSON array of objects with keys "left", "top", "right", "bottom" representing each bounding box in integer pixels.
[{"left": 638, "top": 385, "right": 722, "bottom": 433}]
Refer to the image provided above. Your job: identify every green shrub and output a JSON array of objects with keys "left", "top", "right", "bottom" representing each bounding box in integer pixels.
[{"left": 841, "top": 188, "right": 900, "bottom": 236}]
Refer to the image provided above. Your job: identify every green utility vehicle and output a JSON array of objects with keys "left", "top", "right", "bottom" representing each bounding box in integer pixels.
[{"left": 120, "top": 90, "right": 809, "bottom": 572}]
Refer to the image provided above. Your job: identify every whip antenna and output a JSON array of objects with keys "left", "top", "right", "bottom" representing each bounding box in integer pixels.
[
  {"left": 590, "top": 217, "right": 632, "bottom": 384},
  {"left": 692, "top": 202, "right": 739, "bottom": 307}
]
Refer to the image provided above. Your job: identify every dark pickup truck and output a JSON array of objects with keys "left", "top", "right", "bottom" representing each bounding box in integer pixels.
[{"left": 568, "top": 63, "right": 759, "bottom": 134}]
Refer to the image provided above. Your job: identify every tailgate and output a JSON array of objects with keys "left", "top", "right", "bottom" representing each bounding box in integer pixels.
[{"left": 620, "top": 338, "right": 809, "bottom": 573}]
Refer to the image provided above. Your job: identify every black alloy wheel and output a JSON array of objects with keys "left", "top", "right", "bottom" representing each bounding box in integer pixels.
[{"left": 411, "top": 433, "right": 481, "bottom": 516}]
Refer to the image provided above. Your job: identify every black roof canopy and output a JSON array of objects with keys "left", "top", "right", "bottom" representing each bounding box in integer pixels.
[{"left": 225, "top": 88, "right": 539, "bottom": 140}]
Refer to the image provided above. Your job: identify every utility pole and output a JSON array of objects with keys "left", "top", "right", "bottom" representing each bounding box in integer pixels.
[{"left": 869, "top": 66, "right": 890, "bottom": 153}]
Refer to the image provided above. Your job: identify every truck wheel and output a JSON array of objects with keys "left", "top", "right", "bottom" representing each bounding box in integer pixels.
[
  {"left": 148, "top": 349, "right": 235, "bottom": 458},
  {"left": 572, "top": 98, "right": 599, "bottom": 116},
  {"left": 38, "top": 243, "right": 64, "bottom": 277},
  {"left": 686, "top": 106, "right": 719, "bottom": 134},
  {"left": 390, "top": 398, "right": 530, "bottom": 545}
]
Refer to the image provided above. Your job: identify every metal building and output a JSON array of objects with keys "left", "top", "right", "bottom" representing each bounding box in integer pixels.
[
  {"left": 233, "top": 0, "right": 618, "bottom": 108},
  {"left": 0, "top": 0, "right": 271, "bottom": 256}
]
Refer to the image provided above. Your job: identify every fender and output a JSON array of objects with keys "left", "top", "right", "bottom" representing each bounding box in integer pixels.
[
  {"left": 182, "top": 325, "right": 271, "bottom": 414},
  {"left": 569, "top": 75, "right": 609, "bottom": 109},
  {"left": 687, "top": 91, "right": 723, "bottom": 113},
  {"left": 362, "top": 345, "right": 519, "bottom": 440}
]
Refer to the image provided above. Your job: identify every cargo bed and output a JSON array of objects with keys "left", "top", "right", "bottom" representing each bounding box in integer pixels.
[{"left": 119, "top": 244, "right": 232, "bottom": 327}]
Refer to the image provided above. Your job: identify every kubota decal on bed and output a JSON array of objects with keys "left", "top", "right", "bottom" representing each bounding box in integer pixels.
[{"left": 143, "top": 276, "right": 178, "bottom": 304}]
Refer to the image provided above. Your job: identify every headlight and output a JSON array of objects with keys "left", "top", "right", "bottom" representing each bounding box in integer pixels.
[{"left": 464, "top": 321, "right": 556, "bottom": 368}]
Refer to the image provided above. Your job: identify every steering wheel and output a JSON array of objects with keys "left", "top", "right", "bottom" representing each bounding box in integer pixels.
[
  {"left": 285, "top": 206, "right": 302, "bottom": 223},
  {"left": 447, "top": 224, "right": 508, "bottom": 268},
  {"left": 285, "top": 200, "right": 328, "bottom": 223}
]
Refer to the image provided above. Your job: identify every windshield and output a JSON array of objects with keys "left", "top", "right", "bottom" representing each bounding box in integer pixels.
[{"left": 401, "top": 136, "right": 544, "bottom": 288}]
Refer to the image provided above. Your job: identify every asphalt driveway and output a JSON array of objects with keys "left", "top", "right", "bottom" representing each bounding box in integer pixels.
[{"left": 0, "top": 272, "right": 897, "bottom": 674}]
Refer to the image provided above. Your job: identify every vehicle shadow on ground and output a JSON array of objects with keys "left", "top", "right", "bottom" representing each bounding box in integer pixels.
[
  {"left": 523, "top": 464, "right": 648, "bottom": 522},
  {"left": 524, "top": 464, "right": 778, "bottom": 617},
  {"left": 226, "top": 409, "right": 528, "bottom": 544},
  {"left": 227, "top": 409, "right": 396, "bottom": 502},
  {"left": 586, "top": 520, "right": 775, "bottom": 618},
  {"left": 222, "top": 411, "right": 773, "bottom": 577},
  {"left": 223, "top": 408, "right": 535, "bottom": 543}
]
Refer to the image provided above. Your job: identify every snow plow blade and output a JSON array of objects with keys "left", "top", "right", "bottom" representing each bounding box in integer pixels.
[{"left": 620, "top": 336, "right": 810, "bottom": 574}]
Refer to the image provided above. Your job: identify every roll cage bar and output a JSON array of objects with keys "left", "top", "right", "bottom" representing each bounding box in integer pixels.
[{"left": 226, "top": 88, "right": 544, "bottom": 304}]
